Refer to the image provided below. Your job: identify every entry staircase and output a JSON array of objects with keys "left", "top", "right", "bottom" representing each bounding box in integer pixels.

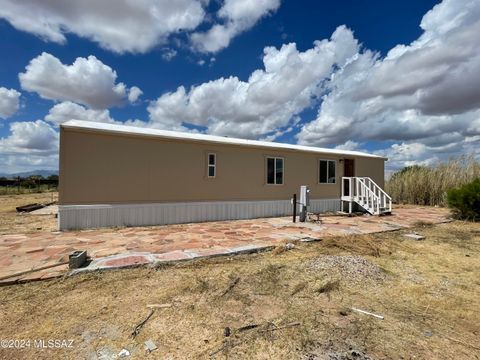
[{"left": 341, "top": 177, "right": 392, "bottom": 215}]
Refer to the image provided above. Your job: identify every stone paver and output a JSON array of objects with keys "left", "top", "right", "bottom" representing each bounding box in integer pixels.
[{"left": 0, "top": 205, "right": 451, "bottom": 284}]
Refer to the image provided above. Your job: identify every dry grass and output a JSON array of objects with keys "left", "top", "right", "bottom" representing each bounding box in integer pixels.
[
  {"left": 386, "top": 155, "right": 480, "bottom": 206},
  {"left": 0, "top": 192, "right": 58, "bottom": 234},
  {"left": 0, "top": 221, "right": 479, "bottom": 359},
  {"left": 0, "top": 185, "right": 57, "bottom": 196}
]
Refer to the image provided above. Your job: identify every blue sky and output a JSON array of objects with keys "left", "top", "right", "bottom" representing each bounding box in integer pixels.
[{"left": 0, "top": 0, "right": 479, "bottom": 174}]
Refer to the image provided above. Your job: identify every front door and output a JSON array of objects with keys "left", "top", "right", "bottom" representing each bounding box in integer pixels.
[{"left": 343, "top": 159, "right": 355, "bottom": 196}]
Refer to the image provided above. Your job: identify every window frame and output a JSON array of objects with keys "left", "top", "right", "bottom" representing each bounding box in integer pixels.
[
  {"left": 266, "top": 156, "right": 284, "bottom": 185},
  {"left": 207, "top": 152, "right": 216, "bottom": 178},
  {"left": 318, "top": 159, "right": 336, "bottom": 184}
]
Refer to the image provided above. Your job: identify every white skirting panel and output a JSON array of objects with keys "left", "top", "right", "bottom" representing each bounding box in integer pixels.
[{"left": 58, "top": 199, "right": 341, "bottom": 230}]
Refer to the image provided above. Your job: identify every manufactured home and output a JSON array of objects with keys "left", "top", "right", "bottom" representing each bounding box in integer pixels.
[{"left": 58, "top": 120, "right": 391, "bottom": 230}]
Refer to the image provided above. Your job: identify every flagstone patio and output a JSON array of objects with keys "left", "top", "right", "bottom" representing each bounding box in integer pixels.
[{"left": 0, "top": 205, "right": 451, "bottom": 284}]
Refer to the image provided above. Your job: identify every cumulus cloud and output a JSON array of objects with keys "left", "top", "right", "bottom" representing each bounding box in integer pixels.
[
  {"left": 45, "top": 102, "right": 116, "bottom": 125},
  {"left": 0, "top": 120, "right": 59, "bottom": 173},
  {"left": 334, "top": 140, "right": 363, "bottom": 151},
  {"left": 296, "top": 0, "right": 480, "bottom": 170},
  {"left": 45, "top": 101, "right": 148, "bottom": 128},
  {"left": 0, "top": 0, "right": 206, "bottom": 54},
  {"left": 191, "top": 0, "right": 280, "bottom": 53},
  {"left": 0, "top": 87, "right": 21, "bottom": 119},
  {"left": 127, "top": 86, "right": 143, "bottom": 103},
  {"left": 149, "top": 26, "right": 359, "bottom": 137},
  {"left": 19, "top": 53, "right": 140, "bottom": 109},
  {"left": 298, "top": 0, "right": 480, "bottom": 146},
  {"left": 0, "top": 120, "right": 58, "bottom": 153}
]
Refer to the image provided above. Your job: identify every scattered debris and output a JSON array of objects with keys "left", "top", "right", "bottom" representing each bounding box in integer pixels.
[
  {"left": 16, "top": 203, "right": 45, "bottom": 212},
  {"left": 315, "top": 279, "right": 340, "bottom": 295},
  {"left": 325, "top": 349, "right": 372, "bottom": 360},
  {"left": 307, "top": 256, "right": 386, "bottom": 283},
  {"left": 118, "top": 348, "right": 130, "bottom": 358},
  {"left": 339, "top": 308, "right": 351, "bottom": 316},
  {"left": 285, "top": 243, "right": 295, "bottom": 250},
  {"left": 351, "top": 307, "right": 384, "bottom": 320},
  {"left": 223, "top": 327, "right": 231, "bottom": 337},
  {"left": 220, "top": 277, "right": 240, "bottom": 297},
  {"left": 0, "top": 261, "right": 69, "bottom": 284},
  {"left": 273, "top": 242, "right": 296, "bottom": 255},
  {"left": 424, "top": 330, "right": 433, "bottom": 337},
  {"left": 132, "top": 308, "right": 155, "bottom": 338},
  {"left": 299, "top": 236, "right": 321, "bottom": 243},
  {"left": 69, "top": 250, "right": 88, "bottom": 269},
  {"left": 146, "top": 303, "right": 172, "bottom": 309},
  {"left": 210, "top": 339, "right": 242, "bottom": 357},
  {"left": 237, "top": 324, "right": 259, "bottom": 332},
  {"left": 144, "top": 340, "right": 158, "bottom": 353},
  {"left": 210, "top": 321, "right": 301, "bottom": 357},
  {"left": 96, "top": 347, "right": 117, "bottom": 360},
  {"left": 404, "top": 233, "right": 426, "bottom": 241}
]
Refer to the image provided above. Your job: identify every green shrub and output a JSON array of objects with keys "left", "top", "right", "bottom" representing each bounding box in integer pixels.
[{"left": 447, "top": 178, "right": 480, "bottom": 221}]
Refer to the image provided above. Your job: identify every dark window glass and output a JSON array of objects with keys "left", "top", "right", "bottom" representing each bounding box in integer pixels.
[
  {"left": 208, "top": 154, "right": 215, "bottom": 165},
  {"left": 267, "top": 158, "right": 275, "bottom": 184},
  {"left": 319, "top": 160, "right": 327, "bottom": 183},
  {"left": 275, "top": 158, "right": 283, "bottom": 184},
  {"left": 208, "top": 165, "right": 215, "bottom": 177},
  {"left": 328, "top": 161, "right": 336, "bottom": 183}
]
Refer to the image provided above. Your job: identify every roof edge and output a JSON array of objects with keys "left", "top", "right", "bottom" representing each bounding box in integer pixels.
[{"left": 61, "top": 120, "right": 388, "bottom": 160}]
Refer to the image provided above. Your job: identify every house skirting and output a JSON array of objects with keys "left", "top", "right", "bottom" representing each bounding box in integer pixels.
[{"left": 58, "top": 199, "right": 341, "bottom": 230}]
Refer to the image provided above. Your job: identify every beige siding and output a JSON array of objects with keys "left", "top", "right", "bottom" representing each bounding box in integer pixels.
[
  {"left": 59, "top": 128, "right": 385, "bottom": 205},
  {"left": 355, "top": 157, "right": 385, "bottom": 189}
]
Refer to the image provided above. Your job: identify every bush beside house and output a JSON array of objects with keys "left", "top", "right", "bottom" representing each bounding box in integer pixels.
[{"left": 447, "top": 178, "right": 480, "bottom": 221}]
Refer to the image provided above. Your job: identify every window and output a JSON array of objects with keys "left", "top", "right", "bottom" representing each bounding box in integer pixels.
[
  {"left": 207, "top": 153, "right": 216, "bottom": 178},
  {"left": 267, "top": 157, "right": 283, "bottom": 185},
  {"left": 319, "top": 159, "right": 336, "bottom": 184}
]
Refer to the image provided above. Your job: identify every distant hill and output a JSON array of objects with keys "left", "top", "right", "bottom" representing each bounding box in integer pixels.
[{"left": 0, "top": 169, "right": 59, "bottom": 178}]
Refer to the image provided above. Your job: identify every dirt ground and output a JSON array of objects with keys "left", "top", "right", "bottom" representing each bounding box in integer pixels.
[
  {"left": 0, "top": 192, "right": 58, "bottom": 234},
  {"left": 0, "top": 220, "right": 479, "bottom": 359}
]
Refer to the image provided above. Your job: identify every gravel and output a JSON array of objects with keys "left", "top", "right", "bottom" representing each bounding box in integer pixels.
[{"left": 307, "top": 255, "right": 386, "bottom": 283}]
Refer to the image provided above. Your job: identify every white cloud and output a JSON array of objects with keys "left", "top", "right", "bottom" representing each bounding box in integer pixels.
[
  {"left": 149, "top": 26, "right": 359, "bottom": 137},
  {"left": 0, "top": 87, "right": 21, "bottom": 119},
  {"left": 45, "top": 101, "right": 149, "bottom": 129},
  {"left": 334, "top": 140, "right": 362, "bottom": 151},
  {"left": 0, "top": 120, "right": 58, "bottom": 154},
  {"left": 127, "top": 86, "right": 143, "bottom": 103},
  {"left": 191, "top": 0, "right": 280, "bottom": 53},
  {"left": 161, "top": 48, "right": 178, "bottom": 61},
  {"left": 295, "top": 0, "right": 480, "bottom": 170},
  {"left": 0, "top": 0, "right": 206, "bottom": 54},
  {"left": 19, "top": 53, "right": 140, "bottom": 109},
  {"left": 45, "top": 101, "right": 116, "bottom": 125}
]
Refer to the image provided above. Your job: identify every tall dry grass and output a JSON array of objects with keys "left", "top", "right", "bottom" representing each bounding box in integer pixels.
[{"left": 386, "top": 155, "right": 480, "bottom": 206}]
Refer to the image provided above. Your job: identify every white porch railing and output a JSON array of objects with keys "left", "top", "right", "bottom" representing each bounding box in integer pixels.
[{"left": 341, "top": 177, "right": 392, "bottom": 215}]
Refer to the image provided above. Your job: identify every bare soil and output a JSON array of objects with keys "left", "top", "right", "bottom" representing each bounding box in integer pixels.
[
  {"left": 0, "top": 192, "right": 58, "bottom": 234},
  {"left": 0, "top": 220, "right": 479, "bottom": 359}
]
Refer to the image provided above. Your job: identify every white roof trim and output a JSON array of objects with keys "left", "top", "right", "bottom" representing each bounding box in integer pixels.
[{"left": 61, "top": 120, "right": 387, "bottom": 160}]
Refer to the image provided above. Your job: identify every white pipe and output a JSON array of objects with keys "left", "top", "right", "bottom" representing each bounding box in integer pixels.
[{"left": 351, "top": 307, "right": 384, "bottom": 320}]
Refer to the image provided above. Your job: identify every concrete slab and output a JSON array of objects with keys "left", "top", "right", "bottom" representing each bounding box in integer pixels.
[
  {"left": 30, "top": 205, "right": 58, "bottom": 215},
  {"left": 0, "top": 205, "right": 451, "bottom": 284}
]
